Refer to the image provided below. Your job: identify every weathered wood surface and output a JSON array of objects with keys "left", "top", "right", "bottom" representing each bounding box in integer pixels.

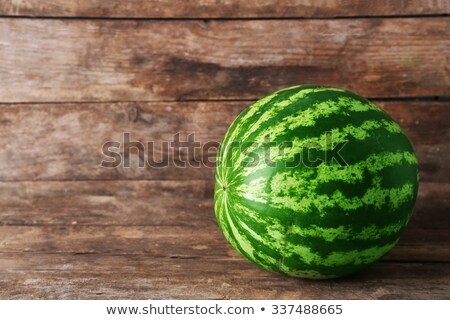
[
  {"left": 0, "top": 181, "right": 447, "bottom": 230},
  {"left": 1, "top": 0, "right": 449, "bottom": 18},
  {"left": 0, "top": 254, "right": 449, "bottom": 299},
  {"left": 0, "top": 179, "right": 447, "bottom": 299},
  {"left": 0, "top": 3, "right": 449, "bottom": 300},
  {"left": 0, "top": 181, "right": 448, "bottom": 299},
  {"left": 0, "top": 100, "right": 448, "bottom": 182},
  {"left": 0, "top": 18, "right": 449, "bottom": 103},
  {"left": 0, "top": 183, "right": 448, "bottom": 261},
  {"left": 2, "top": 224, "right": 445, "bottom": 260}
]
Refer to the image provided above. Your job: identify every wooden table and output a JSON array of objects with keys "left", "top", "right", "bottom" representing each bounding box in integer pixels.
[{"left": 0, "top": 1, "right": 449, "bottom": 299}]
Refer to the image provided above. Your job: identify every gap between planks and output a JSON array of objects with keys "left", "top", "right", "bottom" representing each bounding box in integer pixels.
[
  {"left": 0, "top": 96, "right": 449, "bottom": 106},
  {"left": 0, "top": 14, "right": 448, "bottom": 21}
]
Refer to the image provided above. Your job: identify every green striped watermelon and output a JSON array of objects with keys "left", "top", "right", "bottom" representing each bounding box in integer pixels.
[{"left": 214, "top": 85, "right": 419, "bottom": 279}]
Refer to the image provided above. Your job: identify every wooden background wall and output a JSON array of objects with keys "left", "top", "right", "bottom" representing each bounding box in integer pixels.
[{"left": 0, "top": 1, "right": 449, "bottom": 299}]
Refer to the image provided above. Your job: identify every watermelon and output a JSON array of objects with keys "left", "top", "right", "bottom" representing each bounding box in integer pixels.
[{"left": 214, "top": 85, "right": 419, "bottom": 279}]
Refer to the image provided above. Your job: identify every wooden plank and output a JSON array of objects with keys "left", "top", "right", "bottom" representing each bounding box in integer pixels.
[
  {"left": 0, "top": 0, "right": 449, "bottom": 18},
  {"left": 385, "top": 228, "right": 450, "bottom": 262},
  {"left": 0, "top": 101, "right": 238, "bottom": 181},
  {"left": 0, "top": 224, "right": 447, "bottom": 262},
  {"left": 0, "top": 181, "right": 447, "bottom": 230},
  {"left": 0, "top": 100, "right": 448, "bottom": 182},
  {"left": 0, "top": 253, "right": 448, "bottom": 299},
  {"left": 0, "top": 180, "right": 214, "bottom": 227},
  {"left": 409, "top": 182, "right": 450, "bottom": 230},
  {"left": 0, "top": 18, "right": 448, "bottom": 102}
]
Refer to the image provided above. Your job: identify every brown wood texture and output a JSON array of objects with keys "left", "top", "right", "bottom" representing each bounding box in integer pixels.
[
  {"left": 0, "top": 0, "right": 449, "bottom": 18},
  {"left": 0, "top": 18, "right": 449, "bottom": 103},
  {"left": 0, "top": 181, "right": 447, "bottom": 230},
  {"left": 0, "top": 180, "right": 448, "bottom": 298},
  {"left": 0, "top": 180, "right": 448, "bottom": 261},
  {"left": 1, "top": 255, "right": 449, "bottom": 299},
  {"left": 0, "top": 100, "right": 448, "bottom": 182},
  {"left": 0, "top": 4, "right": 449, "bottom": 300},
  {"left": 0, "top": 253, "right": 448, "bottom": 299}
]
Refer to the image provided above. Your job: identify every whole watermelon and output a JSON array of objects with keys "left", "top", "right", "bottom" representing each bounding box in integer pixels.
[{"left": 214, "top": 85, "right": 419, "bottom": 279}]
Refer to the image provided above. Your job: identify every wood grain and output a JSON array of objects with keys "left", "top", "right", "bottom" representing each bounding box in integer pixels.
[
  {"left": 0, "top": 180, "right": 214, "bottom": 227},
  {"left": 0, "top": 225, "right": 448, "bottom": 261},
  {"left": 0, "top": 253, "right": 449, "bottom": 299},
  {"left": 0, "top": 180, "right": 448, "bottom": 263},
  {"left": 0, "top": 7, "right": 448, "bottom": 300},
  {"left": 0, "top": 18, "right": 449, "bottom": 102},
  {"left": 1, "top": 0, "right": 449, "bottom": 18},
  {"left": 0, "top": 181, "right": 447, "bottom": 230},
  {"left": 0, "top": 180, "right": 448, "bottom": 299},
  {"left": 0, "top": 100, "right": 448, "bottom": 182}
]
